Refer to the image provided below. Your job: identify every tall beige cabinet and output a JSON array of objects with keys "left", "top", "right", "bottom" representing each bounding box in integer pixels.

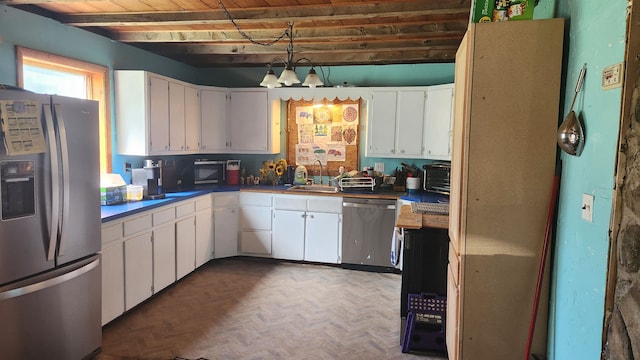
[{"left": 447, "top": 19, "right": 564, "bottom": 360}]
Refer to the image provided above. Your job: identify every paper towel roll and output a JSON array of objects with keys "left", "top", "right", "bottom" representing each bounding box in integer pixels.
[{"left": 406, "top": 177, "right": 420, "bottom": 190}]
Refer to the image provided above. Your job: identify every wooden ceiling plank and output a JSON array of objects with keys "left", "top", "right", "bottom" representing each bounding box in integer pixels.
[
  {"left": 103, "top": 13, "right": 470, "bottom": 31},
  {"left": 2, "top": 0, "right": 470, "bottom": 67},
  {"left": 58, "top": 2, "right": 470, "bottom": 26}
]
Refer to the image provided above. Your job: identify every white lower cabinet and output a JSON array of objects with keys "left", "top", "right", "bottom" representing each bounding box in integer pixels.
[
  {"left": 101, "top": 191, "right": 346, "bottom": 325},
  {"left": 195, "top": 210, "right": 213, "bottom": 267},
  {"left": 176, "top": 217, "right": 195, "bottom": 279},
  {"left": 100, "top": 234, "right": 124, "bottom": 326},
  {"left": 151, "top": 205, "right": 177, "bottom": 293},
  {"left": 213, "top": 192, "right": 239, "bottom": 259},
  {"left": 101, "top": 195, "right": 214, "bottom": 324},
  {"left": 124, "top": 231, "right": 153, "bottom": 311},
  {"left": 304, "top": 211, "right": 341, "bottom": 264},
  {"left": 152, "top": 223, "right": 176, "bottom": 293},
  {"left": 176, "top": 200, "right": 196, "bottom": 280},
  {"left": 272, "top": 195, "right": 342, "bottom": 263},
  {"left": 239, "top": 192, "right": 273, "bottom": 256},
  {"left": 272, "top": 209, "right": 306, "bottom": 260},
  {"left": 195, "top": 195, "right": 214, "bottom": 267}
]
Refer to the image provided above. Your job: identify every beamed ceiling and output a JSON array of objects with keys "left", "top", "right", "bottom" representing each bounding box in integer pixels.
[{"left": 1, "top": 0, "right": 472, "bottom": 67}]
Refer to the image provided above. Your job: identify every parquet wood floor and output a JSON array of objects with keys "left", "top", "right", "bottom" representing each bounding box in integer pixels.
[{"left": 97, "top": 257, "right": 447, "bottom": 360}]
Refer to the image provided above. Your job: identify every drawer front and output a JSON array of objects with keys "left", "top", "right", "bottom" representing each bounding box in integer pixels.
[
  {"left": 214, "top": 193, "right": 238, "bottom": 208},
  {"left": 101, "top": 222, "right": 123, "bottom": 246},
  {"left": 448, "top": 241, "right": 460, "bottom": 287},
  {"left": 239, "top": 192, "right": 272, "bottom": 206},
  {"left": 195, "top": 195, "right": 212, "bottom": 211},
  {"left": 153, "top": 206, "right": 175, "bottom": 226},
  {"left": 307, "top": 196, "right": 342, "bottom": 213},
  {"left": 175, "top": 201, "right": 195, "bottom": 218},
  {"left": 123, "top": 214, "right": 152, "bottom": 237},
  {"left": 272, "top": 195, "right": 307, "bottom": 211}
]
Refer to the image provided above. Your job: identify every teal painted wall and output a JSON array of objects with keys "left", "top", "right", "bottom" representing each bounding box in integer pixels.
[
  {"left": 548, "top": 1, "right": 626, "bottom": 359},
  {"left": 195, "top": 63, "right": 455, "bottom": 88},
  {"left": 1, "top": 3, "right": 628, "bottom": 357}
]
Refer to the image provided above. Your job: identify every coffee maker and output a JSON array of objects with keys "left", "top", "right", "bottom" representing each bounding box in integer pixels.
[{"left": 145, "top": 160, "right": 165, "bottom": 199}]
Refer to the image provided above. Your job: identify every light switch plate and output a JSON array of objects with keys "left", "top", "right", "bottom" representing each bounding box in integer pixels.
[
  {"left": 374, "top": 162, "right": 384, "bottom": 173},
  {"left": 582, "top": 193, "right": 594, "bottom": 222},
  {"left": 602, "top": 62, "right": 624, "bottom": 90}
]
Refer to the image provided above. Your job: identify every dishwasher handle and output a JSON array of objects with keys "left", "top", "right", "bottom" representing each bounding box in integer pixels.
[{"left": 342, "top": 201, "right": 396, "bottom": 210}]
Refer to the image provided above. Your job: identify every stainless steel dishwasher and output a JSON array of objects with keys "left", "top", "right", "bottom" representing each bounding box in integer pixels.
[{"left": 342, "top": 197, "right": 397, "bottom": 271}]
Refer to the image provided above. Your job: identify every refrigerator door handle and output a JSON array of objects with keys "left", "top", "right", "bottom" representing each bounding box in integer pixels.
[
  {"left": 43, "top": 105, "right": 60, "bottom": 262},
  {"left": 0, "top": 256, "right": 99, "bottom": 300},
  {"left": 53, "top": 104, "right": 70, "bottom": 256}
]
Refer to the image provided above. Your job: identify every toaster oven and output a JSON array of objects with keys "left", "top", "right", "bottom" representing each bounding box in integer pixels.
[{"left": 423, "top": 163, "right": 451, "bottom": 195}]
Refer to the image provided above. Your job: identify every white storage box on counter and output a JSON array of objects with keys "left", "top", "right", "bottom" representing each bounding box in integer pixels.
[{"left": 100, "top": 173, "right": 127, "bottom": 205}]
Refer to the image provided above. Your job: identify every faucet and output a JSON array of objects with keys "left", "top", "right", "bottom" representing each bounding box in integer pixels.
[{"left": 316, "top": 160, "right": 323, "bottom": 185}]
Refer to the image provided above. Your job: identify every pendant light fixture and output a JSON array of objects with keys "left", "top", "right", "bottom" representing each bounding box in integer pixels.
[
  {"left": 261, "top": 22, "right": 324, "bottom": 88},
  {"left": 217, "top": 0, "right": 325, "bottom": 88}
]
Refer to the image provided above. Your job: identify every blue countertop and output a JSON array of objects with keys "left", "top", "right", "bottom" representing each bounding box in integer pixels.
[
  {"left": 101, "top": 185, "right": 241, "bottom": 223},
  {"left": 101, "top": 184, "right": 447, "bottom": 223},
  {"left": 400, "top": 191, "right": 449, "bottom": 204}
]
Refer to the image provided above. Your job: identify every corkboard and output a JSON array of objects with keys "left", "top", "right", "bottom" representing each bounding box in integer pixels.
[{"left": 286, "top": 98, "right": 361, "bottom": 178}]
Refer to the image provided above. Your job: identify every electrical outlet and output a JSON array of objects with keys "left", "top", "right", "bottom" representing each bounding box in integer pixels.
[
  {"left": 602, "top": 62, "right": 624, "bottom": 90},
  {"left": 374, "top": 162, "right": 385, "bottom": 173},
  {"left": 582, "top": 193, "right": 594, "bottom": 222}
]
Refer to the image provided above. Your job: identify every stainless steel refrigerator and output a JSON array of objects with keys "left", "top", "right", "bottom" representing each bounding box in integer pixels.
[{"left": 0, "top": 87, "right": 101, "bottom": 359}]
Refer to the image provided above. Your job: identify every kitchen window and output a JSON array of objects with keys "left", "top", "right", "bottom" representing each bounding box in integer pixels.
[{"left": 16, "top": 47, "right": 111, "bottom": 174}]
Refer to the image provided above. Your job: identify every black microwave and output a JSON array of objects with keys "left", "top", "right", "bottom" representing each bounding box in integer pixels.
[{"left": 194, "top": 160, "right": 226, "bottom": 184}]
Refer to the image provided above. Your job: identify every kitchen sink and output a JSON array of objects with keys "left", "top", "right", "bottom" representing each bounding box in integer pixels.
[{"left": 287, "top": 185, "right": 340, "bottom": 193}]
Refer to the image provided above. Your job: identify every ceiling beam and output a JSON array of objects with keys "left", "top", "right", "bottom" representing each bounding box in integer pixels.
[
  {"left": 113, "top": 23, "right": 467, "bottom": 43},
  {"left": 168, "top": 48, "right": 458, "bottom": 67},
  {"left": 136, "top": 37, "right": 462, "bottom": 56}
]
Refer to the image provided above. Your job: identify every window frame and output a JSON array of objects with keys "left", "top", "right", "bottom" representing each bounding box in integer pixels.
[{"left": 16, "top": 46, "right": 112, "bottom": 174}]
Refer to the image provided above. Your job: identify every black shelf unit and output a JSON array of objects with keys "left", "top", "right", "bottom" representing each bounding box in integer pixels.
[{"left": 400, "top": 227, "right": 449, "bottom": 354}]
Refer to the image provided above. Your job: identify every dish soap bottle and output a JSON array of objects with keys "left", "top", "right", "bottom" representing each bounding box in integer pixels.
[{"left": 294, "top": 165, "right": 308, "bottom": 185}]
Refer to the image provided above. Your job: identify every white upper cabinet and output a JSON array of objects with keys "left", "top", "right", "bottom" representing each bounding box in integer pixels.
[
  {"left": 200, "top": 87, "right": 229, "bottom": 152},
  {"left": 149, "top": 75, "right": 170, "bottom": 154},
  {"left": 229, "top": 89, "right": 280, "bottom": 154},
  {"left": 115, "top": 70, "right": 200, "bottom": 156},
  {"left": 169, "top": 81, "right": 186, "bottom": 151},
  {"left": 424, "top": 84, "right": 454, "bottom": 160},
  {"left": 367, "top": 90, "right": 397, "bottom": 157},
  {"left": 199, "top": 88, "right": 280, "bottom": 154},
  {"left": 366, "top": 85, "right": 453, "bottom": 160},
  {"left": 184, "top": 85, "right": 201, "bottom": 152},
  {"left": 367, "top": 88, "right": 426, "bottom": 158},
  {"left": 396, "top": 89, "right": 427, "bottom": 157}
]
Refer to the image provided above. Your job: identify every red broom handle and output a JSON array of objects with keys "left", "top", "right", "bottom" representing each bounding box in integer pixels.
[{"left": 524, "top": 166, "right": 561, "bottom": 360}]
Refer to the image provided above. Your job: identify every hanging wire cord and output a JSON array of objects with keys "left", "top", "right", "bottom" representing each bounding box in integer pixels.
[
  {"left": 216, "top": 0, "right": 329, "bottom": 86},
  {"left": 216, "top": 0, "right": 289, "bottom": 46}
]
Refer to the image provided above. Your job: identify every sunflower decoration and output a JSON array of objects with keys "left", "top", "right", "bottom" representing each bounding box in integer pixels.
[
  {"left": 274, "top": 159, "right": 287, "bottom": 177},
  {"left": 259, "top": 159, "right": 287, "bottom": 185}
]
